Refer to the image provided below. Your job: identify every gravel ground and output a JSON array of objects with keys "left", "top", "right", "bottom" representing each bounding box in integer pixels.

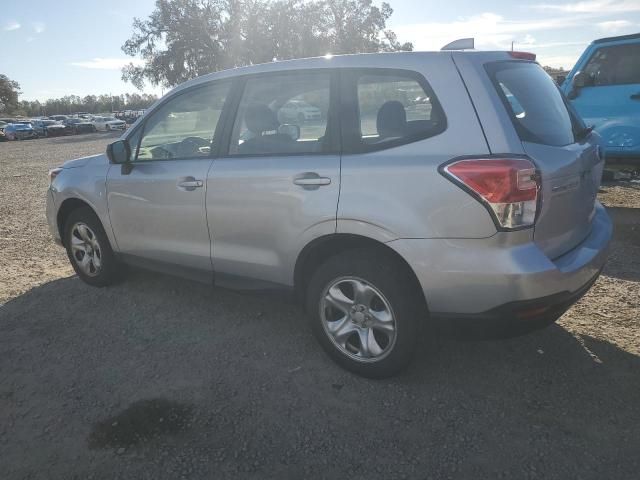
[{"left": 1, "top": 135, "right": 639, "bottom": 479}]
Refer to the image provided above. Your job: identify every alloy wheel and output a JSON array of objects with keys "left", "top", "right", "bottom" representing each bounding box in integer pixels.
[
  {"left": 320, "top": 276, "right": 397, "bottom": 362},
  {"left": 69, "top": 222, "right": 102, "bottom": 277}
]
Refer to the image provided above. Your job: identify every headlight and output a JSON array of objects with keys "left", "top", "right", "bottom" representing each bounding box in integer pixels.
[{"left": 48, "top": 167, "right": 63, "bottom": 185}]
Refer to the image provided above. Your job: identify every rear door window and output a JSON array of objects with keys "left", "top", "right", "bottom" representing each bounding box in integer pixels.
[
  {"left": 582, "top": 43, "right": 640, "bottom": 86},
  {"left": 486, "top": 61, "right": 577, "bottom": 147}
]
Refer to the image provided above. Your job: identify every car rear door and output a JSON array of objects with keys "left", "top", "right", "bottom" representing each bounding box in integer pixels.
[
  {"left": 567, "top": 41, "right": 640, "bottom": 155},
  {"left": 206, "top": 70, "right": 341, "bottom": 286},
  {"left": 484, "top": 60, "right": 604, "bottom": 259},
  {"left": 106, "top": 81, "right": 231, "bottom": 274}
]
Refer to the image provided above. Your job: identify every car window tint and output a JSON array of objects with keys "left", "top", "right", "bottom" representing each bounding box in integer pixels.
[
  {"left": 583, "top": 44, "right": 640, "bottom": 86},
  {"left": 137, "top": 82, "right": 230, "bottom": 161},
  {"left": 229, "top": 72, "right": 331, "bottom": 155},
  {"left": 487, "top": 61, "right": 576, "bottom": 146},
  {"left": 356, "top": 73, "right": 443, "bottom": 147}
]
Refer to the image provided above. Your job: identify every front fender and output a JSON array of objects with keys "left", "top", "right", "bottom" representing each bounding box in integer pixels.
[{"left": 50, "top": 156, "right": 116, "bottom": 250}]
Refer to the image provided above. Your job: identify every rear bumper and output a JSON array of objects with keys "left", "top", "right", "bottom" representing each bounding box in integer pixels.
[
  {"left": 387, "top": 202, "right": 612, "bottom": 318},
  {"left": 433, "top": 267, "right": 602, "bottom": 337}
]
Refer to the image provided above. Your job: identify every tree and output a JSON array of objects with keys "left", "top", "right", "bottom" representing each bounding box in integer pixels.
[
  {"left": 121, "top": 0, "right": 412, "bottom": 89},
  {"left": 7, "top": 93, "right": 158, "bottom": 117},
  {"left": 0, "top": 74, "right": 21, "bottom": 114}
]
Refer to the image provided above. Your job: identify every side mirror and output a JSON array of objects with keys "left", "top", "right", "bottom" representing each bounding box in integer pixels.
[
  {"left": 573, "top": 71, "right": 588, "bottom": 88},
  {"left": 278, "top": 124, "right": 300, "bottom": 141},
  {"left": 567, "top": 71, "right": 588, "bottom": 100},
  {"left": 106, "top": 139, "right": 130, "bottom": 164}
]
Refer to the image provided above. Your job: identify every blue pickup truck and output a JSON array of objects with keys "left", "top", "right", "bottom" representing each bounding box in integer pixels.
[{"left": 561, "top": 33, "right": 640, "bottom": 159}]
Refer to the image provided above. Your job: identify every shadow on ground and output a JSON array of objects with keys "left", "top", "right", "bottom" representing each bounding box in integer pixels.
[{"left": 1, "top": 270, "right": 639, "bottom": 479}]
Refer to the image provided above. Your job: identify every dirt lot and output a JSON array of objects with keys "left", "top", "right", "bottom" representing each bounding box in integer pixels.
[{"left": 1, "top": 135, "right": 639, "bottom": 479}]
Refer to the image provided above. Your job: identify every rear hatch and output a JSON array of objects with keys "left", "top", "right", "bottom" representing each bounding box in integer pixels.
[{"left": 485, "top": 60, "right": 604, "bottom": 259}]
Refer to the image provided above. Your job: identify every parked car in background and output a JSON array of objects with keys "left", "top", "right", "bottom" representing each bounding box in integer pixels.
[
  {"left": 561, "top": 32, "right": 640, "bottom": 159},
  {"left": 278, "top": 99, "right": 322, "bottom": 122},
  {"left": 0, "top": 121, "right": 7, "bottom": 141},
  {"left": 4, "top": 122, "right": 38, "bottom": 140},
  {"left": 32, "top": 119, "right": 67, "bottom": 137},
  {"left": 49, "top": 115, "right": 68, "bottom": 122},
  {"left": 47, "top": 49, "right": 612, "bottom": 377},
  {"left": 63, "top": 118, "right": 96, "bottom": 134},
  {"left": 115, "top": 110, "right": 146, "bottom": 124},
  {"left": 92, "top": 116, "right": 127, "bottom": 132}
]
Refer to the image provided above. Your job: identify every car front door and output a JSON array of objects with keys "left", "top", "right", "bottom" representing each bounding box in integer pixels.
[
  {"left": 206, "top": 71, "right": 341, "bottom": 286},
  {"left": 569, "top": 41, "right": 640, "bottom": 155},
  {"left": 106, "top": 81, "right": 231, "bottom": 274}
]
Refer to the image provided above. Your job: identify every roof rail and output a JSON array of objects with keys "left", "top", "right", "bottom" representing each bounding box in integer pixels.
[
  {"left": 593, "top": 32, "right": 640, "bottom": 44},
  {"left": 441, "top": 38, "right": 475, "bottom": 51}
]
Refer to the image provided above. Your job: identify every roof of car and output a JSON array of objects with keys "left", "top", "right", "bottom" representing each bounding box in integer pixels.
[
  {"left": 169, "top": 50, "right": 518, "bottom": 98},
  {"left": 593, "top": 32, "right": 640, "bottom": 44}
]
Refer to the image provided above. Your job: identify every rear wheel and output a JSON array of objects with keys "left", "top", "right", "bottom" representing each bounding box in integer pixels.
[
  {"left": 306, "top": 249, "right": 425, "bottom": 378},
  {"left": 63, "top": 207, "right": 121, "bottom": 286}
]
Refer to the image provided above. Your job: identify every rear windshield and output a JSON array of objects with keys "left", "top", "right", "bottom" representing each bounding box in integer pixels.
[{"left": 486, "top": 61, "right": 577, "bottom": 146}]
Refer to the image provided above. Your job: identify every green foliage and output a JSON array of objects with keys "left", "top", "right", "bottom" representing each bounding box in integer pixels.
[
  {"left": 0, "top": 74, "right": 21, "bottom": 113},
  {"left": 12, "top": 93, "right": 158, "bottom": 117},
  {"left": 122, "top": 0, "right": 412, "bottom": 89}
]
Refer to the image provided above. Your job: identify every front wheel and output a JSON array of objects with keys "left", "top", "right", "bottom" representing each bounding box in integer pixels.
[
  {"left": 63, "top": 207, "right": 122, "bottom": 286},
  {"left": 306, "top": 249, "right": 425, "bottom": 378}
]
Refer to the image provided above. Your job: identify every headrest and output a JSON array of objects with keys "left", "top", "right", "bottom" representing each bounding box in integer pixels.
[
  {"left": 245, "top": 104, "right": 279, "bottom": 134},
  {"left": 377, "top": 100, "right": 407, "bottom": 138}
]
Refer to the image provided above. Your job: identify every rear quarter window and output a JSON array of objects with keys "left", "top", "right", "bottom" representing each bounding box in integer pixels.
[{"left": 486, "top": 61, "right": 577, "bottom": 147}]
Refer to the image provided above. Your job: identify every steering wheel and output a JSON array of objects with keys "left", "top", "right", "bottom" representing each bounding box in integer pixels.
[{"left": 178, "top": 136, "right": 210, "bottom": 156}]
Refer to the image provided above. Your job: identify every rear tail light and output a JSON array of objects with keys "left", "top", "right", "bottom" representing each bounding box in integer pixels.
[{"left": 441, "top": 157, "right": 540, "bottom": 230}]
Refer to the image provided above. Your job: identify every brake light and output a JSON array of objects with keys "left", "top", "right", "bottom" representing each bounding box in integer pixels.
[
  {"left": 509, "top": 51, "right": 536, "bottom": 61},
  {"left": 442, "top": 158, "right": 540, "bottom": 230}
]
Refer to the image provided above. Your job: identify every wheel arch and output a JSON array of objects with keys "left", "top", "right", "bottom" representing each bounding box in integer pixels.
[
  {"left": 293, "top": 233, "right": 428, "bottom": 313},
  {"left": 56, "top": 198, "right": 99, "bottom": 247}
]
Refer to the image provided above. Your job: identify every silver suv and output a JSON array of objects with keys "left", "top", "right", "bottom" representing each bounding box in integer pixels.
[{"left": 46, "top": 51, "right": 612, "bottom": 377}]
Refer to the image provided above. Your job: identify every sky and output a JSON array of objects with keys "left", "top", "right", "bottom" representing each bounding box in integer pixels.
[{"left": 2, "top": 0, "right": 639, "bottom": 101}]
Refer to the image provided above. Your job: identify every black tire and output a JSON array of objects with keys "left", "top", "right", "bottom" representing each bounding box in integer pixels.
[
  {"left": 106, "top": 124, "right": 110, "bottom": 131},
  {"left": 63, "top": 207, "right": 121, "bottom": 287},
  {"left": 306, "top": 248, "right": 426, "bottom": 378}
]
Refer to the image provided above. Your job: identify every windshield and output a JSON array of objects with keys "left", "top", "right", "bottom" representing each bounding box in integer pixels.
[{"left": 486, "top": 61, "right": 579, "bottom": 146}]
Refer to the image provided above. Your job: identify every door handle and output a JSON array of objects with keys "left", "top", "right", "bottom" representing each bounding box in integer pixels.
[
  {"left": 293, "top": 173, "right": 331, "bottom": 189},
  {"left": 177, "top": 177, "right": 203, "bottom": 191},
  {"left": 630, "top": 93, "right": 640, "bottom": 100}
]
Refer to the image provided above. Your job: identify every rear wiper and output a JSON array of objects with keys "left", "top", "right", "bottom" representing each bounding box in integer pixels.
[{"left": 576, "top": 125, "right": 594, "bottom": 140}]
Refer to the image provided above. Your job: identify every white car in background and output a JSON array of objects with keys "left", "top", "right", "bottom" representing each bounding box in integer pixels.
[
  {"left": 278, "top": 100, "right": 322, "bottom": 122},
  {"left": 92, "top": 116, "right": 127, "bottom": 132}
]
